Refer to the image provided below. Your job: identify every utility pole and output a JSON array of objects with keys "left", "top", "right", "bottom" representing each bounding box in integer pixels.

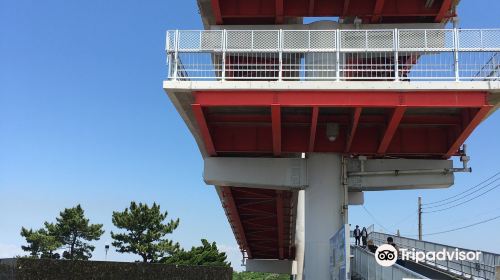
[{"left": 418, "top": 197, "right": 422, "bottom": 241}]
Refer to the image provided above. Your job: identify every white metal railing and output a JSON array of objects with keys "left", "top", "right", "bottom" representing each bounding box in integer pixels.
[
  {"left": 165, "top": 29, "right": 500, "bottom": 82},
  {"left": 370, "top": 232, "right": 500, "bottom": 280},
  {"left": 351, "top": 246, "right": 428, "bottom": 280}
]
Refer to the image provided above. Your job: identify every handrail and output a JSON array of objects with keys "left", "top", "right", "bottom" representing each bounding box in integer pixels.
[
  {"left": 165, "top": 28, "right": 500, "bottom": 82},
  {"left": 369, "top": 232, "right": 500, "bottom": 280},
  {"left": 351, "top": 245, "right": 429, "bottom": 280}
]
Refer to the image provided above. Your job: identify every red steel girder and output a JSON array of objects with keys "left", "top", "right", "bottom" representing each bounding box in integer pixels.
[
  {"left": 194, "top": 91, "right": 488, "bottom": 108},
  {"left": 345, "top": 107, "right": 362, "bottom": 153},
  {"left": 226, "top": 187, "right": 294, "bottom": 259},
  {"left": 308, "top": 107, "right": 319, "bottom": 152},
  {"left": 276, "top": 0, "right": 284, "bottom": 23},
  {"left": 194, "top": 91, "right": 489, "bottom": 158},
  {"left": 444, "top": 105, "right": 493, "bottom": 158},
  {"left": 272, "top": 104, "right": 282, "bottom": 156},
  {"left": 233, "top": 188, "right": 275, "bottom": 199},
  {"left": 377, "top": 106, "right": 406, "bottom": 154},
  {"left": 206, "top": 113, "right": 462, "bottom": 127},
  {"left": 435, "top": 0, "right": 453, "bottom": 22},
  {"left": 210, "top": 0, "right": 223, "bottom": 24},
  {"left": 221, "top": 186, "right": 252, "bottom": 258},
  {"left": 342, "top": 0, "right": 351, "bottom": 17},
  {"left": 210, "top": 0, "right": 454, "bottom": 24},
  {"left": 308, "top": 0, "right": 315, "bottom": 16},
  {"left": 210, "top": 124, "right": 452, "bottom": 156},
  {"left": 192, "top": 104, "right": 217, "bottom": 156},
  {"left": 371, "top": 0, "right": 386, "bottom": 22}
]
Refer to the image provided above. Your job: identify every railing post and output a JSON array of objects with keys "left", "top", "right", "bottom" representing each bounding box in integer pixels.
[
  {"left": 365, "top": 30, "right": 369, "bottom": 50},
  {"left": 480, "top": 29, "right": 484, "bottom": 49},
  {"left": 336, "top": 29, "right": 341, "bottom": 81},
  {"left": 279, "top": 29, "right": 283, "bottom": 81},
  {"left": 394, "top": 28, "right": 399, "bottom": 81},
  {"left": 222, "top": 30, "right": 226, "bottom": 81},
  {"left": 308, "top": 30, "right": 311, "bottom": 50},
  {"left": 251, "top": 30, "right": 254, "bottom": 50},
  {"left": 173, "top": 30, "right": 179, "bottom": 81},
  {"left": 166, "top": 31, "right": 172, "bottom": 79},
  {"left": 454, "top": 28, "right": 460, "bottom": 81}
]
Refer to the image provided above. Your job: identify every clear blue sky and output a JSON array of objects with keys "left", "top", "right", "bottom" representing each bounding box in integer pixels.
[{"left": 1, "top": 0, "right": 499, "bottom": 270}]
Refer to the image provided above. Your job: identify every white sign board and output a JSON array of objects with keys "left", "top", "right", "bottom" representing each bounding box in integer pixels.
[{"left": 329, "top": 224, "right": 350, "bottom": 280}]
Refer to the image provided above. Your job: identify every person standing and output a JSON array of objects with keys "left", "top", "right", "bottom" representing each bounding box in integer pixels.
[
  {"left": 361, "top": 227, "right": 368, "bottom": 246},
  {"left": 353, "top": 225, "right": 361, "bottom": 246}
]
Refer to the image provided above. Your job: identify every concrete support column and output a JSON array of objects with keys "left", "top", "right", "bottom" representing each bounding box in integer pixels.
[
  {"left": 303, "top": 153, "right": 344, "bottom": 280},
  {"left": 294, "top": 190, "right": 305, "bottom": 280}
]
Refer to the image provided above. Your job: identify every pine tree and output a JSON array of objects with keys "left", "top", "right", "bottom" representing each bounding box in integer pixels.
[
  {"left": 163, "top": 239, "right": 230, "bottom": 266},
  {"left": 20, "top": 227, "right": 61, "bottom": 259},
  {"left": 111, "top": 201, "right": 180, "bottom": 262},
  {"left": 45, "top": 204, "right": 104, "bottom": 260}
]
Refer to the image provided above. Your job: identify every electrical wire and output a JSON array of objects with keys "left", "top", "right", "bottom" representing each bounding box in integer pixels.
[
  {"left": 423, "top": 177, "right": 500, "bottom": 209},
  {"left": 423, "top": 183, "right": 500, "bottom": 213},
  {"left": 421, "top": 214, "right": 500, "bottom": 236},
  {"left": 362, "top": 205, "right": 391, "bottom": 233},
  {"left": 399, "top": 213, "right": 500, "bottom": 237},
  {"left": 422, "top": 171, "right": 500, "bottom": 206},
  {"left": 424, "top": 207, "right": 500, "bottom": 233},
  {"left": 392, "top": 210, "right": 418, "bottom": 228}
]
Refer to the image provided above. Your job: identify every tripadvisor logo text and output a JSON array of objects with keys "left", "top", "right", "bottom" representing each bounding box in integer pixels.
[{"left": 374, "top": 245, "right": 481, "bottom": 266}]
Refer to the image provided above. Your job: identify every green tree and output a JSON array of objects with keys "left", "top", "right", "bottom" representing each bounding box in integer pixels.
[
  {"left": 164, "top": 239, "right": 230, "bottom": 266},
  {"left": 45, "top": 204, "right": 104, "bottom": 260},
  {"left": 111, "top": 202, "right": 180, "bottom": 263},
  {"left": 20, "top": 227, "right": 61, "bottom": 259}
]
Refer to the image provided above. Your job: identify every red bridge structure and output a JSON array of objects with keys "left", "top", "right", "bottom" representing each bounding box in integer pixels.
[{"left": 164, "top": 0, "right": 499, "bottom": 278}]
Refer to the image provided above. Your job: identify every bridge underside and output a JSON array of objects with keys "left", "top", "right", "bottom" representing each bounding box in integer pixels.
[
  {"left": 219, "top": 186, "right": 296, "bottom": 260},
  {"left": 203, "top": 0, "right": 458, "bottom": 25},
  {"left": 192, "top": 90, "right": 492, "bottom": 159},
  {"left": 164, "top": 87, "right": 495, "bottom": 261}
]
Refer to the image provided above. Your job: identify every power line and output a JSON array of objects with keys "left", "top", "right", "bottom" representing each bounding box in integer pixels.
[
  {"left": 362, "top": 205, "right": 391, "bottom": 234},
  {"left": 424, "top": 183, "right": 500, "bottom": 213},
  {"left": 421, "top": 214, "right": 500, "bottom": 236},
  {"left": 392, "top": 210, "right": 418, "bottom": 228},
  {"left": 434, "top": 205, "right": 500, "bottom": 228},
  {"left": 400, "top": 213, "right": 500, "bottom": 237},
  {"left": 423, "top": 171, "right": 500, "bottom": 206},
  {"left": 423, "top": 177, "right": 500, "bottom": 209}
]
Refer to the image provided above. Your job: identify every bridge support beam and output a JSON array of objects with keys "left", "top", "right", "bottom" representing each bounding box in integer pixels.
[
  {"left": 204, "top": 157, "right": 307, "bottom": 190},
  {"left": 246, "top": 259, "right": 293, "bottom": 274}
]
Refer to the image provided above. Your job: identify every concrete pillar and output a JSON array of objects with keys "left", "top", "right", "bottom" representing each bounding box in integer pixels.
[
  {"left": 303, "top": 153, "right": 344, "bottom": 280},
  {"left": 294, "top": 190, "right": 305, "bottom": 280}
]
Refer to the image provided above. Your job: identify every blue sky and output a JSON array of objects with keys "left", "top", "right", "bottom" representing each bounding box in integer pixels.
[{"left": 1, "top": 0, "right": 499, "bottom": 270}]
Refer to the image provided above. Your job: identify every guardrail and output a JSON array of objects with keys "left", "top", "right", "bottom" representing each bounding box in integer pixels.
[
  {"left": 351, "top": 246, "right": 428, "bottom": 280},
  {"left": 369, "top": 232, "right": 500, "bottom": 280},
  {"left": 165, "top": 29, "right": 500, "bottom": 82}
]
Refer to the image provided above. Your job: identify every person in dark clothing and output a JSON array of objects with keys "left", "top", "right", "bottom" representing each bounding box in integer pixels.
[
  {"left": 353, "top": 225, "right": 361, "bottom": 246},
  {"left": 387, "top": 236, "right": 405, "bottom": 267},
  {"left": 361, "top": 227, "right": 368, "bottom": 246}
]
